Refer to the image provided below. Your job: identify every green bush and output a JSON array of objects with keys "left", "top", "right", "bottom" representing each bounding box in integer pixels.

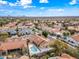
[{"left": 42, "top": 31, "right": 48, "bottom": 37}]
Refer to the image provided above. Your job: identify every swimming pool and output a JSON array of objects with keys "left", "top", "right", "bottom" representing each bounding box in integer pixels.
[
  {"left": 0, "top": 57, "right": 4, "bottom": 59},
  {"left": 31, "top": 45, "right": 40, "bottom": 52},
  {"left": 29, "top": 44, "right": 53, "bottom": 56},
  {"left": 29, "top": 44, "right": 40, "bottom": 55}
]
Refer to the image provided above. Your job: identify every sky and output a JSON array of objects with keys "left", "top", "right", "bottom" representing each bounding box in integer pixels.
[{"left": 0, "top": 0, "right": 79, "bottom": 16}]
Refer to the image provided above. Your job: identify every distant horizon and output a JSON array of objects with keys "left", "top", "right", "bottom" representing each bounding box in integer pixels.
[{"left": 0, "top": 15, "right": 79, "bottom": 17}]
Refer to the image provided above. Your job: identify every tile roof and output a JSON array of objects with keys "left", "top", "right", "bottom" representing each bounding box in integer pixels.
[
  {"left": 0, "top": 40, "right": 26, "bottom": 51},
  {"left": 29, "top": 35, "right": 49, "bottom": 46},
  {"left": 72, "top": 34, "right": 79, "bottom": 42},
  {"left": 51, "top": 28, "right": 60, "bottom": 32},
  {"left": 5, "top": 22, "right": 17, "bottom": 27},
  {"left": 0, "top": 35, "right": 49, "bottom": 51},
  {"left": 19, "top": 22, "right": 33, "bottom": 26}
]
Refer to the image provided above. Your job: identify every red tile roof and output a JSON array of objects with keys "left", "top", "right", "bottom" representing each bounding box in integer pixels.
[
  {"left": 72, "top": 34, "right": 79, "bottom": 42},
  {"left": 46, "top": 27, "right": 60, "bottom": 33},
  {"left": 29, "top": 35, "right": 48, "bottom": 46},
  {"left": 0, "top": 35, "right": 49, "bottom": 51},
  {"left": 5, "top": 22, "right": 17, "bottom": 27},
  {"left": 51, "top": 28, "right": 60, "bottom": 32},
  {"left": 19, "top": 22, "right": 33, "bottom": 26},
  {"left": 0, "top": 40, "right": 26, "bottom": 51}
]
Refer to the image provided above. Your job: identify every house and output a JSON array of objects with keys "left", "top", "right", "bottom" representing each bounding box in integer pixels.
[
  {"left": 29, "top": 43, "right": 53, "bottom": 56},
  {"left": 18, "top": 28, "right": 32, "bottom": 36},
  {"left": 7, "top": 29, "right": 17, "bottom": 36},
  {"left": 0, "top": 39, "right": 27, "bottom": 55},
  {"left": 5, "top": 22, "right": 17, "bottom": 28},
  {"left": 72, "top": 34, "right": 79, "bottom": 44},
  {"left": 29, "top": 35, "right": 49, "bottom": 47},
  {"left": 18, "top": 22, "right": 35, "bottom": 28},
  {"left": 41, "top": 26, "right": 61, "bottom": 34},
  {"left": 62, "top": 36, "right": 78, "bottom": 47}
]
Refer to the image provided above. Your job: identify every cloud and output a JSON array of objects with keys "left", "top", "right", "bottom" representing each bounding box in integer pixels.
[
  {"left": 0, "top": 9, "right": 13, "bottom": 14},
  {"left": 0, "top": 0, "right": 7, "bottom": 5},
  {"left": 9, "top": 3, "right": 17, "bottom": 6},
  {"left": 20, "top": 0, "right": 32, "bottom": 6},
  {"left": 0, "top": 0, "right": 33, "bottom": 8},
  {"left": 57, "top": 9, "right": 64, "bottom": 12},
  {"left": 37, "top": 8, "right": 65, "bottom": 16},
  {"left": 19, "top": 0, "right": 36, "bottom": 9},
  {"left": 47, "top": 9, "right": 64, "bottom": 13},
  {"left": 40, "top": 0, "right": 48, "bottom": 3},
  {"left": 19, "top": 0, "right": 34, "bottom": 8},
  {"left": 40, "top": 7, "right": 45, "bottom": 10},
  {"left": 9, "top": 0, "right": 32, "bottom": 6},
  {"left": 8, "top": 0, "right": 35, "bottom": 8},
  {"left": 9, "top": 0, "right": 20, "bottom": 6},
  {"left": 23, "top": 5, "right": 36, "bottom": 8},
  {"left": 69, "top": 0, "right": 77, "bottom": 5}
]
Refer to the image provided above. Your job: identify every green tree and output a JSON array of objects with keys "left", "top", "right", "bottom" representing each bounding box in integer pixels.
[
  {"left": 65, "top": 47, "right": 79, "bottom": 59},
  {"left": 49, "top": 40, "right": 68, "bottom": 56},
  {"left": 63, "top": 32, "right": 70, "bottom": 37},
  {"left": 76, "top": 46, "right": 79, "bottom": 59},
  {"left": 0, "top": 32, "right": 9, "bottom": 41},
  {"left": 42, "top": 31, "right": 48, "bottom": 37},
  {"left": 69, "top": 30, "right": 75, "bottom": 35}
]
